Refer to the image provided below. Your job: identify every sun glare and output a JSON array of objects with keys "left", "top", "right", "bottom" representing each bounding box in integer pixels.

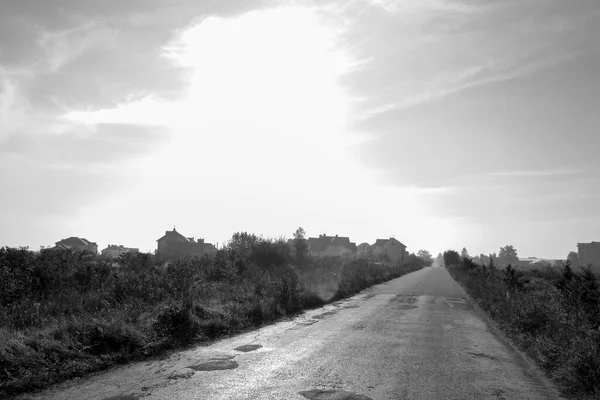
[
  {"left": 62, "top": 5, "right": 433, "bottom": 247},
  {"left": 163, "top": 7, "right": 353, "bottom": 151}
]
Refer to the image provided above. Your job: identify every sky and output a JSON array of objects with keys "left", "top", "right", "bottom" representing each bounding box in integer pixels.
[{"left": 1, "top": 0, "right": 598, "bottom": 258}]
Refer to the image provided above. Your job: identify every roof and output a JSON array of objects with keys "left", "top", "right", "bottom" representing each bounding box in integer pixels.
[
  {"left": 373, "top": 237, "right": 406, "bottom": 248},
  {"left": 102, "top": 245, "right": 138, "bottom": 251},
  {"left": 157, "top": 228, "right": 189, "bottom": 242},
  {"left": 578, "top": 242, "right": 600, "bottom": 247},
  {"left": 55, "top": 237, "right": 97, "bottom": 247},
  {"left": 308, "top": 234, "right": 356, "bottom": 253}
]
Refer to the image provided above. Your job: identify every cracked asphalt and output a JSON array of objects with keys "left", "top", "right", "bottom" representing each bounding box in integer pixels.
[{"left": 23, "top": 267, "right": 563, "bottom": 400}]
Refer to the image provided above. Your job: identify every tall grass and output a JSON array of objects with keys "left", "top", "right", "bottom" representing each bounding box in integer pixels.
[
  {"left": 446, "top": 257, "right": 600, "bottom": 399},
  {"left": 0, "top": 240, "right": 424, "bottom": 398}
]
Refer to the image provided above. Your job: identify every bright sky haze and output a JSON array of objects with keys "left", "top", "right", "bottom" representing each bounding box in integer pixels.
[{"left": 1, "top": 0, "right": 599, "bottom": 258}]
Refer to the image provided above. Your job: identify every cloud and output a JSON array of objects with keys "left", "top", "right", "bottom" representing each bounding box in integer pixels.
[
  {"left": 480, "top": 168, "right": 585, "bottom": 179},
  {"left": 1, "top": 123, "right": 169, "bottom": 166},
  {"left": 339, "top": 0, "right": 600, "bottom": 120}
]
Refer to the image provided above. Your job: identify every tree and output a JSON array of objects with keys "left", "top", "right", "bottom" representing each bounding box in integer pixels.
[
  {"left": 417, "top": 250, "right": 433, "bottom": 266},
  {"left": 443, "top": 250, "right": 461, "bottom": 267},
  {"left": 226, "top": 232, "right": 259, "bottom": 254},
  {"left": 479, "top": 253, "right": 490, "bottom": 266},
  {"left": 498, "top": 245, "right": 518, "bottom": 267},
  {"left": 292, "top": 227, "right": 309, "bottom": 265},
  {"left": 435, "top": 253, "right": 444, "bottom": 267},
  {"left": 460, "top": 247, "right": 469, "bottom": 258},
  {"left": 567, "top": 251, "right": 579, "bottom": 267},
  {"left": 404, "top": 253, "right": 427, "bottom": 269},
  {"left": 357, "top": 243, "right": 373, "bottom": 258}
]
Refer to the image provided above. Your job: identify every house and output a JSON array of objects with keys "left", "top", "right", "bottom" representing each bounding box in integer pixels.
[
  {"left": 578, "top": 242, "right": 600, "bottom": 269},
  {"left": 53, "top": 237, "right": 98, "bottom": 254},
  {"left": 371, "top": 237, "right": 407, "bottom": 264},
  {"left": 518, "top": 257, "right": 563, "bottom": 269},
  {"left": 307, "top": 234, "right": 357, "bottom": 257},
  {"left": 101, "top": 245, "right": 139, "bottom": 259},
  {"left": 156, "top": 228, "right": 217, "bottom": 259}
]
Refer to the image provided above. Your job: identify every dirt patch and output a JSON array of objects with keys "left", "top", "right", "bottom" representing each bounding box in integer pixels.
[
  {"left": 312, "top": 311, "right": 338, "bottom": 320},
  {"left": 103, "top": 396, "right": 140, "bottom": 400},
  {"left": 490, "top": 388, "right": 507, "bottom": 398},
  {"left": 188, "top": 357, "right": 239, "bottom": 371},
  {"left": 299, "top": 389, "right": 373, "bottom": 400},
  {"left": 234, "top": 344, "right": 262, "bottom": 352},
  {"left": 352, "top": 323, "right": 366, "bottom": 331},
  {"left": 393, "top": 295, "right": 418, "bottom": 303},
  {"left": 445, "top": 298, "right": 473, "bottom": 310},
  {"left": 390, "top": 295, "right": 419, "bottom": 310},
  {"left": 395, "top": 305, "right": 418, "bottom": 310},
  {"left": 209, "top": 354, "right": 235, "bottom": 360}
]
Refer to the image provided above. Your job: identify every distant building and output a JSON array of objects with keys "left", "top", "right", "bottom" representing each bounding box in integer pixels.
[
  {"left": 307, "top": 234, "right": 357, "bottom": 257},
  {"left": 101, "top": 245, "right": 139, "bottom": 259},
  {"left": 371, "top": 238, "right": 407, "bottom": 264},
  {"left": 156, "top": 228, "right": 217, "bottom": 259},
  {"left": 53, "top": 237, "right": 98, "bottom": 254},
  {"left": 578, "top": 242, "right": 600, "bottom": 269},
  {"left": 518, "top": 257, "right": 563, "bottom": 268}
]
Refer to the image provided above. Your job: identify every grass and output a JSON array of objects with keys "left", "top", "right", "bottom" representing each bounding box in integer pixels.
[
  {"left": 0, "top": 238, "right": 425, "bottom": 398},
  {"left": 446, "top": 257, "right": 600, "bottom": 399}
]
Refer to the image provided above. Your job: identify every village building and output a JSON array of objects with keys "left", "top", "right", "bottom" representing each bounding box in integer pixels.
[
  {"left": 53, "top": 237, "right": 98, "bottom": 254},
  {"left": 101, "top": 245, "right": 139, "bottom": 259},
  {"left": 578, "top": 242, "right": 600, "bottom": 269},
  {"left": 307, "top": 234, "right": 357, "bottom": 257},
  {"left": 371, "top": 237, "right": 407, "bottom": 264},
  {"left": 156, "top": 228, "right": 217, "bottom": 259}
]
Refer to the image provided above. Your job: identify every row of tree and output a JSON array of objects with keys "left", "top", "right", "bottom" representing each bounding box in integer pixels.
[{"left": 435, "top": 245, "right": 520, "bottom": 268}]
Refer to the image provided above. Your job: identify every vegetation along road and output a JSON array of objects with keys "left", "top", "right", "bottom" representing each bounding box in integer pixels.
[{"left": 24, "top": 267, "right": 562, "bottom": 400}]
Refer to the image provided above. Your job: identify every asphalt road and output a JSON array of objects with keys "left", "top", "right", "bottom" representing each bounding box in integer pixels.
[{"left": 26, "top": 267, "right": 563, "bottom": 400}]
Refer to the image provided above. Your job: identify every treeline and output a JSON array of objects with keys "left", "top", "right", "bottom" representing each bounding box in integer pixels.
[
  {"left": 443, "top": 250, "right": 600, "bottom": 398},
  {"left": 0, "top": 229, "right": 426, "bottom": 398}
]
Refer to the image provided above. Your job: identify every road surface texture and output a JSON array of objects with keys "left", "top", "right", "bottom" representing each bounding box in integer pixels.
[{"left": 23, "top": 267, "right": 563, "bottom": 400}]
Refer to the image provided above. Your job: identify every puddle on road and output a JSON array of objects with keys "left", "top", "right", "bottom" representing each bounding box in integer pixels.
[
  {"left": 188, "top": 360, "right": 238, "bottom": 371},
  {"left": 297, "top": 320, "right": 319, "bottom": 327},
  {"left": 299, "top": 389, "right": 373, "bottom": 400},
  {"left": 188, "top": 355, "right": 238, "bottom": 371},
  {"left": 468, "top": 351, "right": 499, "bottom": 362},
  {"left": 234, "top": 344, "right": 262, "bottom": 352},
  {"left": 167, "top": 371, "right": 195, "bottom": 380}
]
